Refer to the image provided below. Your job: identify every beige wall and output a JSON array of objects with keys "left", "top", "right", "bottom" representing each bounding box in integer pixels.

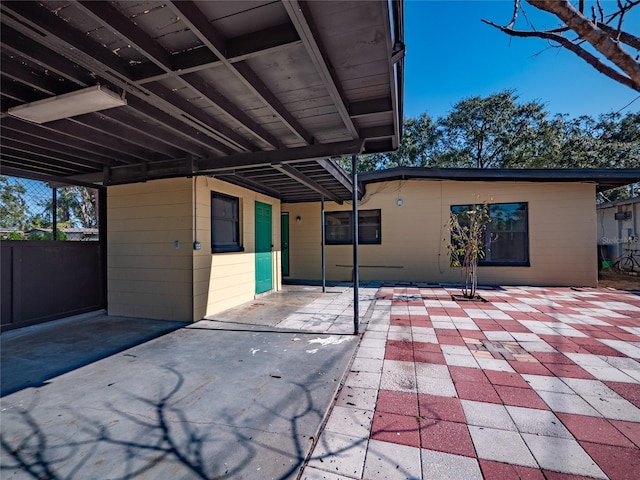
[
  {"left": 283, "top": 180, "right": 598, "bottom": 287},
  {"left": 107, "top": 178, "right": 194, "bottom": 320},
  {"left": 193, "top": 177, "right": 281, "bottom": 320},
  {"left": 107, "top": 177, "right": 281, "bottom": 322}
]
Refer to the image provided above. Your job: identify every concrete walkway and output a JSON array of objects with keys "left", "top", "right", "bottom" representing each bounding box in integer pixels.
[{"left": 301, "top": 285, "right": 640, "bottom": 480}]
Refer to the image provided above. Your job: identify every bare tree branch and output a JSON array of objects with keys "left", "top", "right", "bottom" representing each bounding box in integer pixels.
[
  {"left": 527, "top": 0, "right": 640, "bottom": 89},
  {"left": 597, "top": 23, "right": 640, "bottom": 50},
  {"left": 483, "top": 0, "right": 640, "bottom": 91},
  {"left": 482, "top": 19, "right": 639, "bottom": 91}
]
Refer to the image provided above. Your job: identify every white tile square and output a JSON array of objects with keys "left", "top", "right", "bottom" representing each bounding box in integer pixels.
[
  {"left": 335, "top": 385, "right": 378, "bottom": 411},
  {"left": 536, "top": 390, "right": 602, "bottom": 417},
  {"left": 582, "top": 395, "right": 640, "bottom": 422},
  {"left": 421, "top": 449, "right": 483, "bottom": 480},
  {"left": 521, "top": 434, "right": 606, "bottom": 478},
  {"left": 324, "top": 405, "right": 373, "bottom": 438},
  {"left": 469, "top": 426, "right": 537, "bottom": 467},
  {"left": 306, "top": 431, "right": 368, "bottom": 478},
  {"left": 461, "top": 400, "right": 517, "bottom": 431},
  {"left": 363, "top": 439, "right": 422, "bottom": 480},
  {"left": 506, "top": 406, "right": 572, "bottom": 438},
  {"left": 523, "top": 374, "right": 574, "bottom": 394},
  {"left": 380, "top": 360, "right": 417, "bottom": 393}
]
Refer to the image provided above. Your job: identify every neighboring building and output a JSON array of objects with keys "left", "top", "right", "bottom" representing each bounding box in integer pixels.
[
  {"left": 597, "top": 197, "right": 640, "bottom": 265},
  {"left": 283, "top": 168, "right": 640, "bottom": 289}
]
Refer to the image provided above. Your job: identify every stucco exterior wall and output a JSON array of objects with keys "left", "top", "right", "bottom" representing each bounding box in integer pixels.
[
  {"left": 107, "top": 178, "right": 194, "bottom": 320},
  {"left": 283, "top": 180, "right": 598, "bottom": 287},
  {"left": 107, "top": 177, "right": 281, "bottom": 322}
]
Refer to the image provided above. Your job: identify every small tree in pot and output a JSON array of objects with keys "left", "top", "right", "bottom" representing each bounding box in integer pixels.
[{"left": 445, "top": 201, "right": 492, "bottom": 299}]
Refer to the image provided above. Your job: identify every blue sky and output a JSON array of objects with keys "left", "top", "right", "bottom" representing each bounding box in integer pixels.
[{"left": 403, "top": 1, "right": 640, "bottom": 120}]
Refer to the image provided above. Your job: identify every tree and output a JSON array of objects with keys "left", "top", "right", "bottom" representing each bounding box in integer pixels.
[
  {"left": 483, "top": 0, "right": 640, "bottom": 91},
  {"left": 445, "top": 201, "right": 492, "bottom": 299},
  {"left": 437, "top": 90, "right": 548, "bottom": 168},
  {"left": 0, "top": 175, "right": 28, "bottom": 230}
]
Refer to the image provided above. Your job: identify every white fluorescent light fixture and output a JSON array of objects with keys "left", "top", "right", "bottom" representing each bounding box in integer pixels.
[{"left": 7, "top": 85, "right": 127, "bottom": 124}]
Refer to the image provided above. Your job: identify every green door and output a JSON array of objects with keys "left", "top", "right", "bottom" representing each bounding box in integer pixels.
[
  {"left": 255, "top": 201, "right": 273, "bottom": 294},
  {"left": 281, "top": 213, "right": 289, "bottom": 276}
]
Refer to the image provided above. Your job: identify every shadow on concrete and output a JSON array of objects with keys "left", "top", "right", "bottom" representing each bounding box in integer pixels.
[
  {"left": 1, "top": 325, "right": 358, "bottom": 479},
  {"left": 1, "top": 314, "right": 188, "bottom": 397}
]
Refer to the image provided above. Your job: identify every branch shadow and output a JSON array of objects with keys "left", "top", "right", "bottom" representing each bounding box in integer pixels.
[{"left": 1, "top": 338, "right": 355, "bottom": 480}]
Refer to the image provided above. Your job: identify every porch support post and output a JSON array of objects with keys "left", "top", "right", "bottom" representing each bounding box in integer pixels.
[
  {"left": 52, "top": 187, "right": 57, "bottom": 241},
  {"left": 321, "top": 196, "right": 326, "bottom": 293},
  {"left": 352, "top": 154, "right": 359, "bottom": 335}
]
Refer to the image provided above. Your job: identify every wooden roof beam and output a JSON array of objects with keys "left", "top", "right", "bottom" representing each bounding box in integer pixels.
[
  {"left": 271, "top": 163, "right": 342, "bottom": 204},
  {"left": 166, "top": 0, "right": 314, "bottom": 146},
  {"left": 282, "top": 0, "right": 359, "bottom": 140},
  {"left": 199, "top": 139, "right": 364, "bottom": 172}
]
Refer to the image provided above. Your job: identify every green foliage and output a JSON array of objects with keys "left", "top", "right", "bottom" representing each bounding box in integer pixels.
[
  {"left": 341, "top": 90, "right": 639, "bottom": 198},
  {"left": 0, "top": 175, "right": 28, "bottom": 230},
  {"left": 27, "top": 229, "right": 68, "bottom": 241},
  {"left": 2, "top": 231, "right": 25, "bottom": 241},
  {"left": 444, "top": 201, "right": 492, "bottom": 299}
]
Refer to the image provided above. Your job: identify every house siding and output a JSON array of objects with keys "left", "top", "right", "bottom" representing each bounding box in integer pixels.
[
  {"left": 283, "top": 180, "right": 598, "bottom": 287},
  {"left": 107, "top": 178, "right": 193, "bottom": 321},
  {"left": 192, "top": 177, "right": 281, "bottom": 320},
  {"left": 107, "top": 177, "right": 281, "bottom": 322}
]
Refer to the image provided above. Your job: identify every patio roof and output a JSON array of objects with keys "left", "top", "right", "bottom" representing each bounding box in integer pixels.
[
  {"left": 0, "top": 1, "right": 404, "bottom": 203},
  {"left": 359, "top": 167, "right": 640, "bottom": 193}
]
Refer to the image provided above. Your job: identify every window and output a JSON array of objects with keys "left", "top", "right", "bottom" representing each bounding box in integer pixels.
[
  {"left": 211, "top": 192, "right": 242, "bottom": 253},
  {"left": 451, "top": 202, "right": 529, "bottom": 266},
  {"left": 325, "top": 209, "right": 381, "bottom": 245}
]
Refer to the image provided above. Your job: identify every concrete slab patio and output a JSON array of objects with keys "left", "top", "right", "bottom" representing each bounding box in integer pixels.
[
  {"left": 301, "top": 285, "right": 640, "bottom": 480},
  {"left": 0, "top": 287, "right": 369, "bottom": 480}
]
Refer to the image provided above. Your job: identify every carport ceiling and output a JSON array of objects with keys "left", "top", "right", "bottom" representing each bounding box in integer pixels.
[{"left": 0, "top": 0, "right": 404, "bottom": 203}]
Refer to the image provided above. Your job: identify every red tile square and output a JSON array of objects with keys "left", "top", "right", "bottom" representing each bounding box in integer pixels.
[
  {"left": 494, "top": 385, "right": 549, "bottom": 410},
  {"left": 508, "top": 361, "right": 553, "bottom": 376},
  {"left": 611, "top": 420, "right": 640, "bottom": 448},
  {"left": 390, "top": 318, "right": 411, "bottom": 326},
  {"left": 604, "top": 382, "right": 640, "bottom": 409},
  {"left": 582, "top": 344, "right": 626, "bottom": 357},
  {"left": 556, "top": 413, "right": 635, "bottom": 448},
  {"left": 386, "top": 339, "right": 414, "bottom": 350},
  {"left": 484, "top": 370, "right": 530, "bottom": 388},
  {"left": 542, "top": 363, "right": 596, "bottom": 379},
  {"left": 370, "top": 412, "right": 420, "bottom": 448},
  {"left": 414, "top": 350, "right": 446, "bottom": 364},
  {"left": 458, "top": 329, "right": 486, "bottom": 339},
  {"left": 418, "top": 394, "right": 465, "bottom": 423},
  {"left": 499, "top": 321, "right": 531, "bottom": 333},
  {"left": 376, "top": 390, "right": 418, "bottom": 417},
  {"left": 590, "top": 331, "right": 619, "bottom": 340},
  {"left": 384, "top": 346, "right": 414, "bottom": 362},
  {"left": 580, "top": 442, "right": 640, "bottom": 480},
  {"left": 437, "top": 335, "right": 466, "bottom": 346},
  {"left": 542, "top": 472, "right": 605, "bottom": 480},
  {"left": 455, "top": 380, "right": 501, "bottom": 404},
  {"left": 434, "top": 329, "right": 461, "bottom": 337},
  {"left": 448, "top": 366, "right": 488, "bottom": 384},
  {"left": 419, "top": 418, "right": 475, "bottom": 457},
  {"left": 479, "top": 460, "right": 545, "bottom": 480},
  {"left": 531, "top": 352, "right": 573, "bottom": 364},
  {"left": 413, "top": 342, "right": 442, "bottom": 353}
]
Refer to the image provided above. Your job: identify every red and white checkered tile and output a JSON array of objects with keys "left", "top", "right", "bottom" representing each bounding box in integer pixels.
[{"left": 302, "top": 286, "right": 640, "bottom": 480}]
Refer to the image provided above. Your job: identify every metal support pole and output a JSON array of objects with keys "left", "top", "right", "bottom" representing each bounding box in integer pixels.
[
  {"left": 321, "top": 196, "right": 326, "bottom": 293},
  {"left": 352, "top": 154, "right": 359, "bottom": 335},
  {"left": 52, "top": 187, "right": 58, "bottom": 241}
]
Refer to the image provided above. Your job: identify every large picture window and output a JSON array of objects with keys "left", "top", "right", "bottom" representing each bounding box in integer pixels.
[
  {"left": 211, "top": 192, "right": 242, "bottom": 253},
  {"left": 451, "top": 202, "right": 529, "bottom": 266},
  {"left": 325, "top": 209, "right": 381, "bottom": 245}
]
